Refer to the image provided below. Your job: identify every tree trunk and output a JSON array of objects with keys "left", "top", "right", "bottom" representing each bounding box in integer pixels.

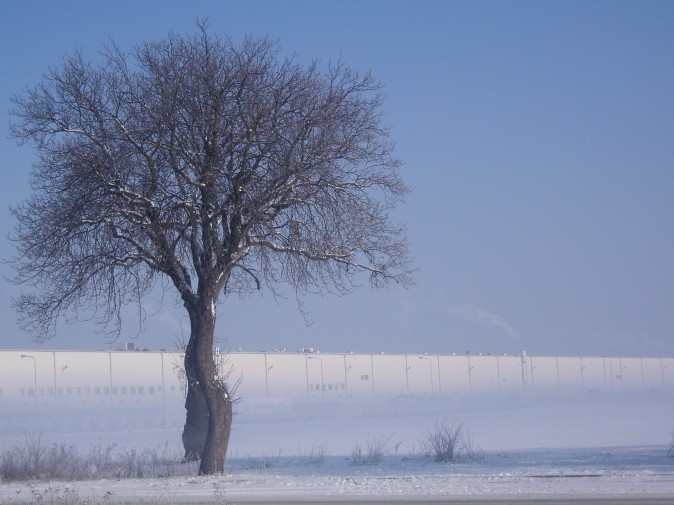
[
  {"left": 182, "top": 338, "right": 209, "bottom": 461},
  {"left": 181, "top": 301, "right": 233, "bottom": 474}
]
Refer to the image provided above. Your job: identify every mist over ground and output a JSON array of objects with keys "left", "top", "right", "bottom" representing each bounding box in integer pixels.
[{"left": 3, "top": 391, "right": 672, "bottom": 460}]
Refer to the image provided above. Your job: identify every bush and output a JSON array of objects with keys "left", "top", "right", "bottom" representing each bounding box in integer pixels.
[{"left": 420, "top": 419, "right": 483, "bottom": 463}]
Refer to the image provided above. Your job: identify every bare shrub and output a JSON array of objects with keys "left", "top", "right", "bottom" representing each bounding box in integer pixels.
[
  {"left": 351, "top": 434, "right": 394, "bottom": 465},
  {"left": 461, "top": 426, "right": 483, "bottom": 462},
  {"left": 421, "top": 419, "right": 483, "bottom": 463},
  {"left": 422, "top": 421, "right": 463, "bottom": 463}
]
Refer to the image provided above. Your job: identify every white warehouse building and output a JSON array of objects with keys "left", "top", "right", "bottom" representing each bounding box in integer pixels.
[{"left": 1, "top": 349, "right": 672, "bottom": 435}]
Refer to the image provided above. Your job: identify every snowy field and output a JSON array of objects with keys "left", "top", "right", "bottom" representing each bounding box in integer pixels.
[
  {"left": 2, "top": 392, "right": 674, "bottom": 503},
  {"left": 3, "top": 448, "right": 674, "bottom": 503}
]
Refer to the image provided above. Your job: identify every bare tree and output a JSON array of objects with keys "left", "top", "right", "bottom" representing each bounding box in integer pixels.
[{"left": 9, "top": 25, "right": 412, "bottom": 475}]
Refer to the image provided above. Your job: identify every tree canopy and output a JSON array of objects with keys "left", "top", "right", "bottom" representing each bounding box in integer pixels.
[{"left": 10, "top": 29, "right": 412, "bottom": 342}]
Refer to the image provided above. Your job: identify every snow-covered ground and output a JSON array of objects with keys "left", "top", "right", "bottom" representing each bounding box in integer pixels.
[
  {"left": 2, "top": 392, "right": 674, "bottom": 502},
  {"left": 2, "top": 449, "right": 673, "bottom": 502},
  {"left": 3, "top": 447, "right": 674, "bottom": 503}
]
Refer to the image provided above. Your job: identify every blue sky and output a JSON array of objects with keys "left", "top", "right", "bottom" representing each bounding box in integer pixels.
[{"left": 1, "top": 0, "right": 673, "bottom": 357}]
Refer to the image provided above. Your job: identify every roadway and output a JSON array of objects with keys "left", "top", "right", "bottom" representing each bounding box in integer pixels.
[{"left": 106, "top": 494, "right": 674, "bottom": 505}]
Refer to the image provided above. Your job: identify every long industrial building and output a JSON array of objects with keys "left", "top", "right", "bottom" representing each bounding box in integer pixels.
[{"left": 1, "top": 349, "right": 672, "bottom": 435}]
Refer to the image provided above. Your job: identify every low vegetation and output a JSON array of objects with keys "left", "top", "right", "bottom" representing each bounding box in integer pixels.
[
  {"left": 0, "top": 423, "right": 482, "bottom": 482},
  {"left": 350, "top": 434, "right": 396, "bottom": 465},
  {"left": 419, "top": 419, "right": 484, "bottom": 463},
  {"left": 300, "top": 444, "right": 329, "bottom": 466},
  {"left": 0, "top": 433, "right": 195, "bottom": 481}
]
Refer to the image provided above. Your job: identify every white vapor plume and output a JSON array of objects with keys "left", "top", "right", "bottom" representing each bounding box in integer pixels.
[{"left": 448, "top": 304, "right": 521, "bottom": 342}]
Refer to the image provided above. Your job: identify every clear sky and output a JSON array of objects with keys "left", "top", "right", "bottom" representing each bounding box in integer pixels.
[{"left": 1, "top": 0, "right": 673, "bottom": 357}]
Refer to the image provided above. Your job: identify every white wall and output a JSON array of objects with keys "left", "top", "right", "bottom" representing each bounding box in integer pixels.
[{"left": 1, "top": 350, "right": 671, "bottom": 426}]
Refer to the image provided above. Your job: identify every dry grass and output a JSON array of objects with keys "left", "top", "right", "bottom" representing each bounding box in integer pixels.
[
  {"left": 350, "top": 434, "right": 396, "bottom": 465},
  {"left": 1, "top": 423, "right": 484, "bottom": 483},
  {"left": 0, "top": 433, "right": 196, "bottom": 482}
]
